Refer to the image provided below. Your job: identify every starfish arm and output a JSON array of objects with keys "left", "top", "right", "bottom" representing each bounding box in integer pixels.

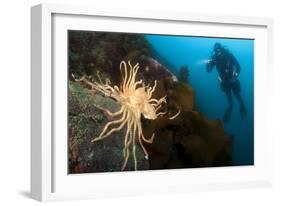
[
  {"left": 154, "top": 104, "right": 163, "bottom": 112},
  {"left": 94, "top": 84, "right": 112, "bottom": 96},
  {"left": 92, "top": 118, "right": 127, "bottom": 142},
  {"left": 142, "top": 133, "right": 155, "bottom": 144},
  {"left": 137, "top": 124, "right": 149, "bottom": 159},
  {"left": 134, "top": 80, "right": 143, "bottom": 90},
  {"left": 122, "top": 126, "right": 133, "bottom": 171},
  {"left": 169, "top": 109, "right": 181, "bottom": 120},
  {"left": 149, "top": 96, "right": 166, "bottom": 105},
  {"left": 156, "top": 111, "right": 167, "bottom": 118},
  {"left": 123, "top": 117, "right": 132, "bottom": 158},
  {"left": 148, "top": 80, "right": 157, "bottom": 98},
  {"left": 73, "top": 75, "right": 98, "bottom": 91},
  {"left": 132, "top": 122, "right": 137, "bottom": 170},
  {"left": 121, "top": 146, "right": 130, "bottom": 171},
  {"left": 103, "top": 85, "right": 115, "bottom": 93},
  {"left": 149, "top": 99, "right": 159, "bottom": 104},
  {"left": 125, "top": 61, "right": 134, "bottom": 90},
  {"left": 133, "top": 147, "right": 137, "bottom": 171},
  {"left": 129, "top": 64, "right": 140, "bottom": 90},
  {"left": 137, "top": 121, "right": 155, "bottom": 144},
  {"left": 93, "top": 109, "right": 128, "bottom": 141},
  {"left": 107, "top": 106, "right": 124, "bottom": 117},
  {"left": 94, "top": 105, "right": 124, "bottom": 117},
  {"left": 120, "top": 61, "right": 128, "bottom": 93}
]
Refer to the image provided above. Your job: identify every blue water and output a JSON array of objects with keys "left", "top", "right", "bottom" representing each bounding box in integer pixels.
[{"left": 145, "top": 34, "right": 254, "bottom": 166}]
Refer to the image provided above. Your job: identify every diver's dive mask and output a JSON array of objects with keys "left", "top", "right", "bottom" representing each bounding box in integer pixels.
[{"left": 214, "top": 43, "right": 223, "bottom": 56}]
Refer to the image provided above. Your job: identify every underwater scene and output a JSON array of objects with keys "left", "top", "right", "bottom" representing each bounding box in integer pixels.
[{"left": 68, "top": 30, "right": 254, "bottom": 173}]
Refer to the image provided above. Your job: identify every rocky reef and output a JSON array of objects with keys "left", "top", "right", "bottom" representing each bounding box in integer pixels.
[
  {"left": 142, "top": 78, "right": 232, "bottom": 169},
  {"left": 69, "top": 31, "right": 150, "bottom": 84},
  {"left": 68, "top": 81, "right": 149, "bottom": 173},
  {"left": 68, "top": 31, "right": 232, "bottom": 173}
]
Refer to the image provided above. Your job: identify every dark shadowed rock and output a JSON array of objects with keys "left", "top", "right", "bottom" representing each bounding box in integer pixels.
[
  {"left": 142, "top": 78, "right": 232, "bottom": 170},
  {"left": 178, "top": 64, "right": 190, "bottom": 83}
]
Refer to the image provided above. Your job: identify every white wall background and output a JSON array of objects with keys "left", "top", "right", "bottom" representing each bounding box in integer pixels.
[{"left": 0, "top": 0, "right": 280, "bottom": 205}]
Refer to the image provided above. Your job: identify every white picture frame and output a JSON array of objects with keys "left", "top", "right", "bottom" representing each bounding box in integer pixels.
[{"left": 31, "top": 3, "right": 274, "bottom": 202}]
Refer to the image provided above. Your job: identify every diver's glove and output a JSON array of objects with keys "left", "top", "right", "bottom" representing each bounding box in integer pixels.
[{"left": 206, "top": 59, "right": 213, "bottom": 72}]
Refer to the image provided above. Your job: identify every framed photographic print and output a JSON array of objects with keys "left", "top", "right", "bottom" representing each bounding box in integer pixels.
[{"left": 31, "top": 3, "right": 274, "bottom": 201}]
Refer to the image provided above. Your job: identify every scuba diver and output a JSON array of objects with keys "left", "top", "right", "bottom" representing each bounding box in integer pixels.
[{"left": 206, "top": 42, "right": 247, "bottom": 123}]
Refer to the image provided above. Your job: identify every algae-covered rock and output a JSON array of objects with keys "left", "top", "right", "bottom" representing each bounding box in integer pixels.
[
  {"left": 68, "top": 81, "right": 149, "bottom": 173},
  {"left": 184, "top": 111, "right": 232, "bottom": 167},
  {"left": 142, "top": 78, "right": 232, "bottom": 169},
  {"left": 138, "top": 56, "right": 177, "bottom": 84},
  {"left": 68, "top": 31, "right": 150, "bottom": 85}
]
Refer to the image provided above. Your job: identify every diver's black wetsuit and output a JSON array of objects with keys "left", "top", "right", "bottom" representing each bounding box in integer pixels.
[{"left": 207, "top": 43, "right": 247, "bottom": 122}]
